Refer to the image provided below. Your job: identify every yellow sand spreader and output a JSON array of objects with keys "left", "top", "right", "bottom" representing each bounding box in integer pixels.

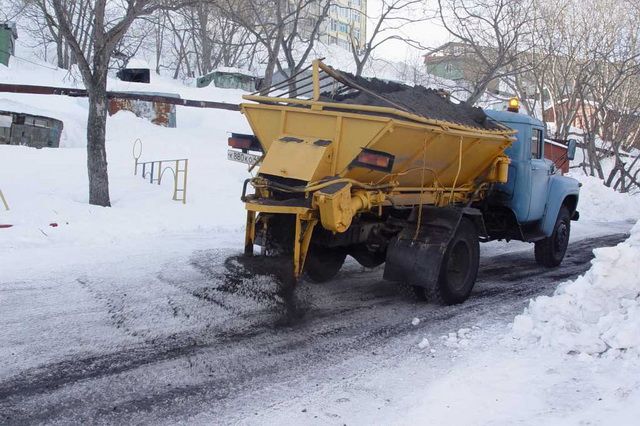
[{"left": 228, "top": 60, "right": 516, "bottom": 302}]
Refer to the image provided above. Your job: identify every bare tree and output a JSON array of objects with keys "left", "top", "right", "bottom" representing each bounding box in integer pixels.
[
  {"left": 213, "top": 0, "right": 329, "bottom": 92},
  {"left": 10, "top": 0, "right": 94, "bottom": 68},
  {"left": 150, "top": 11, "right": 167, "bottom": 74},
  {"left": 48, "top": 0, "right": 186, "bottom": 206},
  {"left": 436, "top": 0, "right": 536, "bottom": 105},
  {"left": 276, "top": 0, "right": 332, "bottom": 96},
  {"left": 165, "top": 9, "right": 195, "bottom": 78},
  {"left": 348, "top": 0, "right": 427, "bottom": 77},
  {"left": 178, "top": 3, "right": 255, "bottom": 76},
  {"left": 572, "top": 0, "right": 640, "bottom": 179},
  {"left": 213, "top": 0, "right": 282, "bottom": 91},
  {"left": 530, "top": 0, "right": 640, "bottom": 186},
  {"left": 514, "top": 0, "right": 594, "bottom": 138}
]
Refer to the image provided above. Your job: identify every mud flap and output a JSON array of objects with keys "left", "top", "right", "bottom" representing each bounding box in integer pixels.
[{"left": 383, "top": 207, "right": 464, "bottom": 289}]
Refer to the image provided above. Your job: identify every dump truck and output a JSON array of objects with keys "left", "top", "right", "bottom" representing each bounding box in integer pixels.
[{"left": 226, "top": 60, "right": 580, "bottom": 305}]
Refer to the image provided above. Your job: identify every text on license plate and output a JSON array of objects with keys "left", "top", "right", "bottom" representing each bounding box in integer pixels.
[{"left": 227, "top": 150, "right": 261, "bottom": 165}]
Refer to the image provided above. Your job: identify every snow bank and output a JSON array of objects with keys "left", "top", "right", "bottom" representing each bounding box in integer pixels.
[
  {"left": 0, "top": 55, "right": 252, "bottom": 249},
  {"left": 567, "top": 173, "right": 640, "bottom": 222},
  {"left": 512, "top": 220, "right": 640, "bottom": 356}
]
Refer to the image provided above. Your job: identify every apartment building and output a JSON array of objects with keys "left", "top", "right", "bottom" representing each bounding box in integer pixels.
[{"left": 325, "top": 0, "right": 367, "bottom": 51}]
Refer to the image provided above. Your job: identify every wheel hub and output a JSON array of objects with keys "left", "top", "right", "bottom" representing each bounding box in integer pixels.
[
  {"left": 446, "top": 241, "right": 471, "bottom": 291},
  {"left": 554, "top": 222, "right": 569, "bottom": 252}
]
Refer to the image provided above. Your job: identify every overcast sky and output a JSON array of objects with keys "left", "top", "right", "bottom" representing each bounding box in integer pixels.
[{"left": 367, "top": 0, "right": 451, "bottom": 61}]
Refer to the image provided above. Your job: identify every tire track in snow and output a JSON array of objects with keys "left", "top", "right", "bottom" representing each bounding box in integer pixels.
[{"left": 0, "top": 233, "right": 629, "bottom": 424}]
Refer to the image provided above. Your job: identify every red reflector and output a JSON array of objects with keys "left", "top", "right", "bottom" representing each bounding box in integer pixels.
[
  {"left": 228, "top": 137, "right": 252, "bottom": 149},
  {"left": 357, "top": 152, "right": 390, "bottom": 168}
]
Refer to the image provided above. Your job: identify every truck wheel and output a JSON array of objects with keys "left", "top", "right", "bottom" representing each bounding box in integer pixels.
[
  {"left": 350, "top": 244, "right": 386, "bottom": 268},
  {"left": 420, "top": 218, "right": 480, "bottom": 305},
  {"left": 304, "top": 245, "right": 347, "bottom": 283},
  {"left": 535, "top": 206, "right": 570, "bottom": 267}
]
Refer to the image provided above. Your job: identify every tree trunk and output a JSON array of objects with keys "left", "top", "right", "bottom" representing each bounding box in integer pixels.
[
  {"left": 464, "top": 80, "right": 491, "bottom": 106},
  {"left": 585, "top": 133, "right": 604, "bottom": 179},
  {"left": 259, "top": 29, "right": 283, "bottom": 94},
  {"left": 355, "top": 60, "right": 365, "bottom": 77},
  {"left": 56, "top": 34, "right": 65, "bottom": 68},
  {"left": 260, "top": 50, "right": 278, "bottom": 94},
  {"left": 86, "top": 79, "right": 111, "bottom": 207}
]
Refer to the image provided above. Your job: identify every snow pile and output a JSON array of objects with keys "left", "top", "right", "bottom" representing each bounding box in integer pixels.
[
  {"left": 0, "top": 56, "right": 252, "bottom": 248},
  {"left": 568, "top": 173, "right": 640, "bottom": 222},
  {"left": 440, "top": 326, "right": 481, "bottom": 348},
  {"left": 512, "top": 220, "right": 640, "bottom": 356},
  {"left": 417, "top": 337, "right": 430, "bottom": 349}
]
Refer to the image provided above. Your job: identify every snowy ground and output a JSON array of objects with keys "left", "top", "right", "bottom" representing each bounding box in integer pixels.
[
  {"left": 2, "top": 59, "right": 640, "bottom": 424},
  {"left": 0, "top": 227, "right": 633, "bottom": 424}
]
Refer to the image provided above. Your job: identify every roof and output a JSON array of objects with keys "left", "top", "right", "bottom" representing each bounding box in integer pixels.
[
  {"left": 124, "top": 58, "right": 151, "bottom": 69},
  {"left": 544, "top": 138, "right": 569, "bottom": 148},
  {"left": 211, "top": 66, "right": 258, "bottom": 77},
  {"left": 0, "top": 109, "right": 63, "bottom": 125},
  {"left": 422, "top": 42, "right": 469, "bottom": 58},
  {"left": 485, "top": 109, "right": 544, "bottom": 127}
]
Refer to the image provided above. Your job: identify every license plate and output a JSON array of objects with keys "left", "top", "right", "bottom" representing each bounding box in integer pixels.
[{"left": 227, "top": 149, "right": 261, "bottom": 165}]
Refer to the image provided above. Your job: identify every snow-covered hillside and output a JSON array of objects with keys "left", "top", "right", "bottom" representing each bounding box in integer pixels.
[{"left": 0, "top": 59, "right": 253, "bottom": 249}]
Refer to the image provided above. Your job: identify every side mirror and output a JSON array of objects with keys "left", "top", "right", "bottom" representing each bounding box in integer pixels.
[{"left": 567, "top": 139, "right": 577, "bottom": 161}]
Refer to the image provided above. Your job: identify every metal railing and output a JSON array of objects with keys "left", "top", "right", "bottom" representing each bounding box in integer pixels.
[{"left": 132, "top": 139, "right": 188, "bottom": 204}]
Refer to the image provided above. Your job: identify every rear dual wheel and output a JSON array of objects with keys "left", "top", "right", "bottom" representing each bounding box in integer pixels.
[
  {"left": 304, "top": 244, "right": 386, "bottom": 283},
  {"left": 350, "top": 244, "right": 386, "bottom": 268},
  {"left": 413, "top": 218, "right": 480, "bottom": 305},
  {"left": 304, "top": 245, "right": 347, "bottom": 283}
]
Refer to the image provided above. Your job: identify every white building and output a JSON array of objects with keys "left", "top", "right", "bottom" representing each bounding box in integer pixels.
[{"left": 324, "top": 0, "right": 367, "bottom": 51}]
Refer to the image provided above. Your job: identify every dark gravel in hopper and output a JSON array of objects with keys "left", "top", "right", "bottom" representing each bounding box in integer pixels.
[{"left": 322, "top": 72, "right": 503, "bottom": 131}]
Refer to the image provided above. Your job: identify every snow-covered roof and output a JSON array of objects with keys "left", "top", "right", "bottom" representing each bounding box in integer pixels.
[
  {"left": 125, "top": 58, "right": 151, "bottom": 70},
  {"left": 211, "top": 66, "right": 259, "bottom": 77}
]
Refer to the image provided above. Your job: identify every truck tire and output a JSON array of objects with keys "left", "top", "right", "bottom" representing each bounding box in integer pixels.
[
  {"left": 304, "top": 245, "right": 347, "bottom": 283},
  {"left": 350, "top": 244, "right": 386, "bottom": 268},
  {"left": 419, "top": 218, "right": 480, "bottom": 305},
  {"left": 535, "top": 206, "right": 570, "bottom": 267}
]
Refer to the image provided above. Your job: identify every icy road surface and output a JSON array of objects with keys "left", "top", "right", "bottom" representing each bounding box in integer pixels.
[{"left": 0, "top": 224, "right": 632, "bottom": 425}]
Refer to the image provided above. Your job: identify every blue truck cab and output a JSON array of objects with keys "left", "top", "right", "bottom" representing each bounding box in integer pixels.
[{"left": 483, "top": 109, "right": 580, "bottom": 266}]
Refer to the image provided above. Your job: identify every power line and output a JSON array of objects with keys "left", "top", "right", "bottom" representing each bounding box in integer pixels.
[{"left": 0, "top": 49, "right": 59, "bottom": 71}]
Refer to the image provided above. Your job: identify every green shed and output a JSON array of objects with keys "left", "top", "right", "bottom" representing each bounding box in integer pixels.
[
  {"left": 197, "top": 68, "right": 257, "bottom": 91},
  {"left": 0, "top": 22, "right": 18, "bottom": 67}
]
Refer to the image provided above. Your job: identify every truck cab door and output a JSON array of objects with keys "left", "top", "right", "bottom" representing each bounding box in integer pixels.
[{"left": 528, "top": 127, "right": 550, "bottom": 221}]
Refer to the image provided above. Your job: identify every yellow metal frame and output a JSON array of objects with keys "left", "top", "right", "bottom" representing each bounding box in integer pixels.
[
  {"left": 243, "top": 203, "right": 318, "bottom": 279},
  {"left": 241, "top": 100, "right": 512, "bottom": 205},
  {"left": 0, "top": 189, "right": 8, "bottom": 211}
]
